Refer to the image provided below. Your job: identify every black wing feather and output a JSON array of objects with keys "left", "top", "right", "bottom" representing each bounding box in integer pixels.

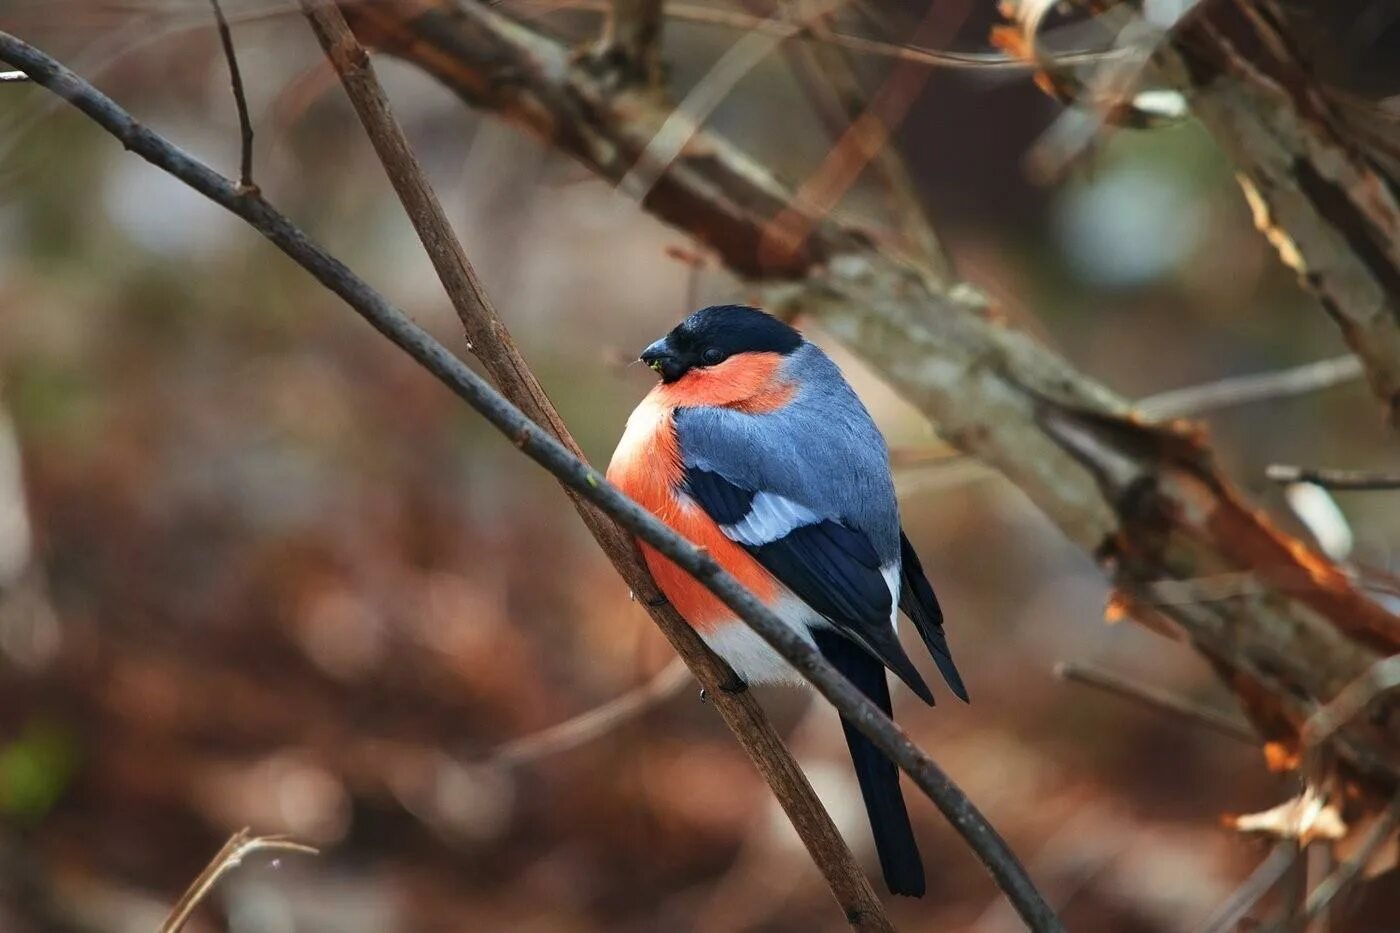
[
  {"left": 683, "top": 467, "right": 934, "bottom": 705},
  {"left": 899, "top": 530, "right": 968, "bottom": 702}
]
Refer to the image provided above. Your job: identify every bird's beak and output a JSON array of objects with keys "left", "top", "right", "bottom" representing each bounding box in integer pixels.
[{"left": 639, "top": 337, "right": 685, "bottom": 382}]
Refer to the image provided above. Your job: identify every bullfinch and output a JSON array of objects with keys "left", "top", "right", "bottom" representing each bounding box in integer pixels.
[{"left": 606, "top": 304, "right": 966, "bottom": 897}]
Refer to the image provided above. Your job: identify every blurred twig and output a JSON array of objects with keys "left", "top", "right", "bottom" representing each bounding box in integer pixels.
[
  {"left": 1137, "top": 355, "right": 1363, "bottom": 419},
  {"left": 1302, "top": 655, "right": 1400, "bottom": 750},
  {"left": 159, "top": 828, "right": 317, "bottom": 933},
  {"left": 515, "top": 0, "right": 1128, "bottom": 71},
  {"left": 1300, "top": 792, "right": 1400, "bottom": 923},
  {"left": 893, "top": 353, "right": 1365, "bottom": 479},
  {"left": 1265, "top": 465, "right": 1400, "bottom": 491},
  {"left": 483, "top": 658, "right": 690, "bottom": 766},
  {"left": 780, "top": 3, "right": 946, "bottom": 269},
  {"left": 617, "top": 0, "right": 843, "bottom": 202},
  {"left": 759, "top": 0, "right": 967, "bottom": 274},
  {"left": 1194, "top": 842, "right": 1299, "bottom": 933},
  {"left": 207, "top": 0, "right": 254, "bottom": 190},
  {"left": 1055, "top": 662, "right": 1257, "bottom": 744}
]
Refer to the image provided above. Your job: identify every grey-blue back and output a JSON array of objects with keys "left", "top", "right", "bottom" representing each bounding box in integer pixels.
[{"left": 674, "top": 341, "right": 901, "bottom": 566}]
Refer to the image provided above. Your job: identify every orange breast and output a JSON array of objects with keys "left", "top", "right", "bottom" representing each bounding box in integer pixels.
[{"left": 606, "top": 391, "right": 777, "bottom": 629}]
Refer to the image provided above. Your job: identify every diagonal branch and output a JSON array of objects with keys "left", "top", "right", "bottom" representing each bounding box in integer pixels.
[
  {"left": 1300, "top": 791, "right": 1400, "bottom": 923},
  {"left": 483, "top": 658, "right": 690, "bottom": 767},
  {"left": 1055, "top": 661, "right": 1257, "bottom": 744},
  {"left": 0, "top": 27, "right": 1061, "bottom": 931}
]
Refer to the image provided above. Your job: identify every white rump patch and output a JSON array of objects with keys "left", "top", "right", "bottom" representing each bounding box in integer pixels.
[
  {"left": 720, "top": 492, "right": 821, "bottom": 546},
  {"left": 881, "top": 562, "right": 901, "bottom": 630},
  {"left": 699, "top": 596, "right": 823, "bottom": 686}
]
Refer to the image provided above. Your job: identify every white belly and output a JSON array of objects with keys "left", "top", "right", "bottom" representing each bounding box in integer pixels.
[
  {"left": 698, "top": 563, "right": 903, "bottom": 686},
  {"left": 699, "top": 595, "right": 824, "bottom": 686}
]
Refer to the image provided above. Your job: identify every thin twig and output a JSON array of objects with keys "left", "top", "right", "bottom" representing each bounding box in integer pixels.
[
  {"left": 1301, "top": 655, "right": 1400, "bottom": 750},
  {"left": 1265, "top": 465, "right": 1400, "bottom": 491},
  {"left": 207, "top": 0, "right": 255, "bottom": 190},
  {"left": 160, "top": 828, "right": 317, "bottom": 932},
  {"left": 758, "top": 0, "right": 972, "bottom": 270},
  {"left": 1055, "top": 662, "right": 1257, "bottom": 743},
  {"left": 483, "top": 658, "right": 690, "bottom": 766},
  {"left": 789, "top": 2, "right": 947, "bottom": 271},
  {"left": 1193, "top": 842, "right": 1299, "bottom": 933},
  {"left": 617, "top": 7, "right": 815, "bottom": 201},
  {"left": 1137, "top": 354, "right": 1363, "bottom": 418},
  {"left": 1274, "top": 840, "right": 1307, "bottom": 933},
  {"left": 894, "top": 354, "right": 1363, "bottom": 481},
  {"left": 1301, "top": 792, "right": 1400, "bottom": 922},
  {"left": 513, "top": 0, "right": 1128, "bottom": 71}
]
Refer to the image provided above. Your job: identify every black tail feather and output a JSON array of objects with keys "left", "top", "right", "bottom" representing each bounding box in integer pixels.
[
  {"left": 813, "top": 629, "right": 925, "bottom": 897},
  {"left": 898, "top": 530, "right": 969, "bottom": 703}
]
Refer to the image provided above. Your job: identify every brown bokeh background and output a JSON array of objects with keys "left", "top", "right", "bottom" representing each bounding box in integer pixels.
[{"left": 1, "top": 1, "right": 1398, "bottom": 930}]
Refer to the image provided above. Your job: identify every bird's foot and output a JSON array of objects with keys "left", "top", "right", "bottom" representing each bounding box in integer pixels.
[{"left": 699, "top": 675, "right": 748, "bottom": 702}]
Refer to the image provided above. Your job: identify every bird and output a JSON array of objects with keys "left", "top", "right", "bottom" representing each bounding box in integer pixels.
[{"left": 606, "top": 304, "right": 966, "bottom": 897}]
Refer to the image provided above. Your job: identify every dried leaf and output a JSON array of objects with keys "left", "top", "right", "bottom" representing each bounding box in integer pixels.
[
  {"left": 1227, "top": 786, "right": 1347, "bottom": 844},
  {"left": 1104, "top": 590, "right": 1129, "bottom": 623},
  {"left": 1263, "top": 740, "right": 1301, "bottom": 773}
]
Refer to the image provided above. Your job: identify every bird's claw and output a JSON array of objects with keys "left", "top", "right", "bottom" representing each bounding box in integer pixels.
[{"left": 699, "top": 675, "right": 748, "bottom": 703}]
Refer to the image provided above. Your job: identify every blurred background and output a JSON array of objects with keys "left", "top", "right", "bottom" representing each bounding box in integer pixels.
[{"left": 1, "top": 0, "right": 1398, "bottom": 930}]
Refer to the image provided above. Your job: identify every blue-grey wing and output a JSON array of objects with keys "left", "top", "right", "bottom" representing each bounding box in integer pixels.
[{"left": 675, "top": 378, "right": 934, "bottom": 703}]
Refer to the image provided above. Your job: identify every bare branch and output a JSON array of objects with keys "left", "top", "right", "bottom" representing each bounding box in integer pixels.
[
  {"left": 1302, "top": 655, "right": 1400, "bottom": 751},
  {"left": 786, "top": 21, "right": 945, "bottom": 269},
  {"left": 1301, "top": 792, "right": 1400, "bottom": 922},
  {"left": 1055, "top": 661, "right": 1257, "bottom": 744},
  {"left": 483, "top": 658, "right": 690, "bottom": 767},
  {"left": 515, "top": 0, "right": 1127, "bottom": 72},
  {"left": 1266, "top": 465, "right": 1400, "bottom": 491},
  {"left": 758, "top": 0, "right": 966, "bottom": 274},
  {"left": 1137, "top": 354, "right": 1363, "bottom": 418},
  {"left": 893, "top": 352, "right": 1364, "bottom": 479},
  {"left": 207, "top": 0, "right": 255, "bottom": 191},
  {"left": 160, "top": 828, "right": 317, "bottom": 933},
  {"left": 0, "top": 25, "right": 1061, "bottom": 930},
  {"left": 618, "top": 14, "right": 796, "bottom": 202},
  {"left": 1194, "top": 842, "right": 1299, "bottom": 933}
]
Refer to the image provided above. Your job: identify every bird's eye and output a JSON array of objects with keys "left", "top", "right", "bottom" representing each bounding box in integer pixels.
[{"left": 701, "top": 347, "right": 726, "bottom": 365}]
